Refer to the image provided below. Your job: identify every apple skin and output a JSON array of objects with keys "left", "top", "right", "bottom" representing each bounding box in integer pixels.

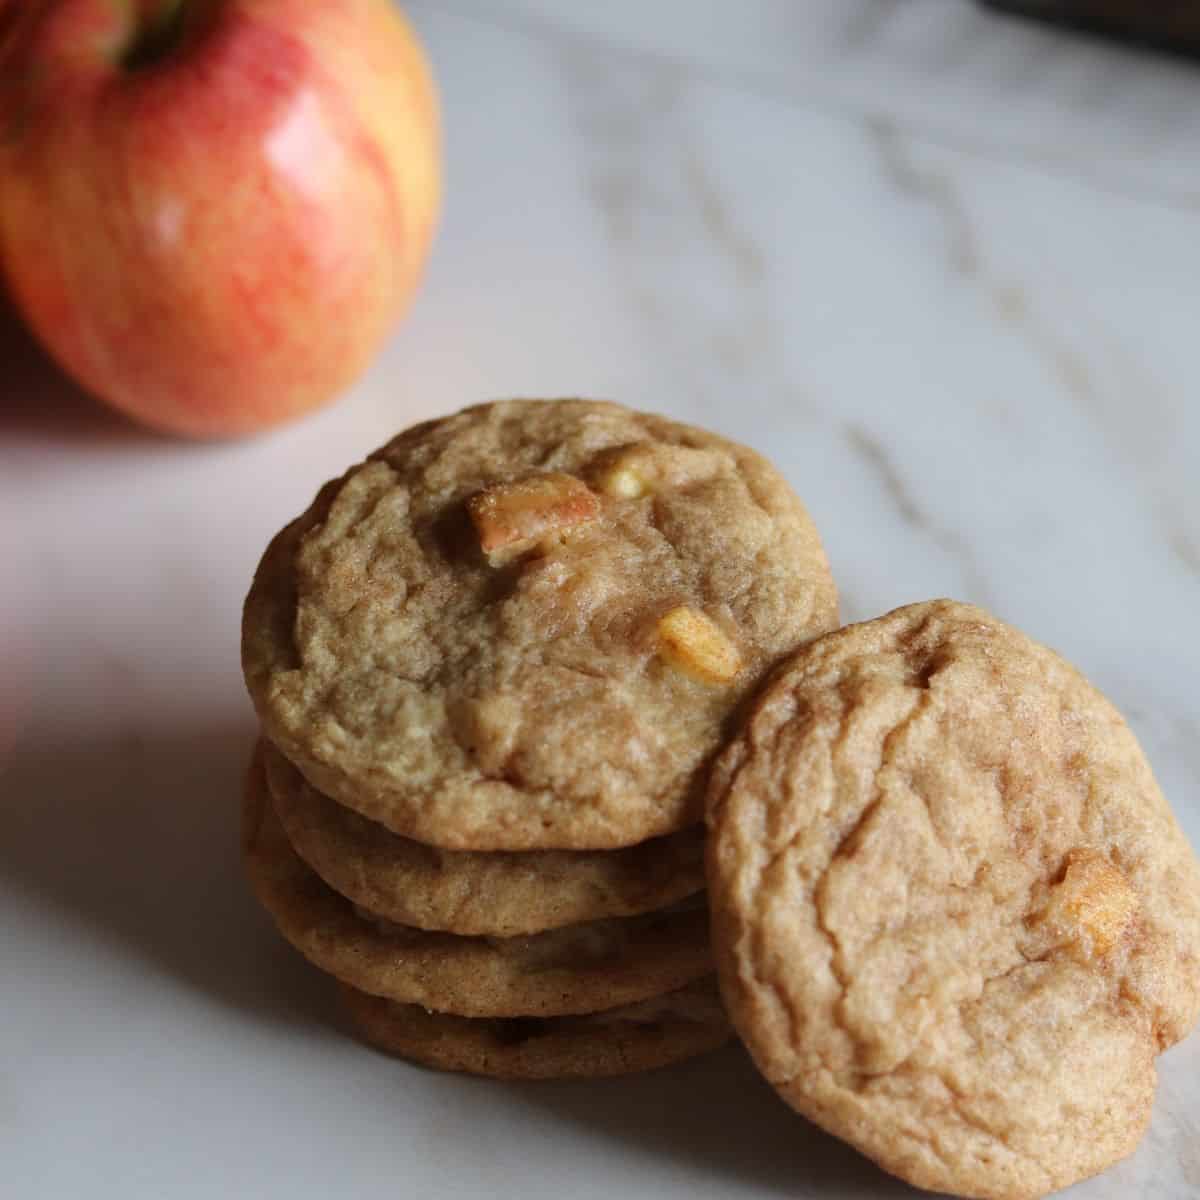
[{"left": 0, "top": 0, "right": 440, "bottom": 437}]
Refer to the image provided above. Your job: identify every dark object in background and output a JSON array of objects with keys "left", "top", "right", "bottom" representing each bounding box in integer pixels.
[{"left": 984, "top": 1, "right": 1200, "bottom": 57}]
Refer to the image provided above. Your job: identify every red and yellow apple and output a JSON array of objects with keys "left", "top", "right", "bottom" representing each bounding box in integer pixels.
[{"left": 0, "top": 0, "right": 440, "bottom": 437}]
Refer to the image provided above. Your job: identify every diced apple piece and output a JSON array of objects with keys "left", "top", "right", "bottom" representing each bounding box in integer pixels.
[
  {"left": 468, "top": 473, "right": 600, "bottom": 560},
  {"left": 657, "top": 606, "right": 743, "bottom": 684},
  {"left": 596, "top": 462, "right": 650, "bottom": 499},
  {"left": 594, "top": 443, "right": 725, "bottom": 499},
  {"left": 1047, "top": 849, "right": 1139, "bottom": 958}
]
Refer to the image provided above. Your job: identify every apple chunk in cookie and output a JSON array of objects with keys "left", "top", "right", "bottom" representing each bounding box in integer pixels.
[
  {"left": 1029, "top": 848, "right": 1141, "bottom": 961},
  {"left": 243, "top": 399, "right": 838, "bottom": 851},
  {"left": 656, "top": 607, "right": 743, "bottom": 685},
  {"left": 467, "top": 473, "right": 601, "bottom": 561},
  {"left": 707, "top": 600, "right": 1200, "bottom": 1200}
]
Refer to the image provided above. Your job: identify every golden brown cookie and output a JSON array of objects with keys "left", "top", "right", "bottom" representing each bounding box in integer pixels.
[
  {"left": 263, "top": 739, "right": 705, "bottom": 936},
  {"left": 706, "top": 600, "right": 1200, "bottom": 1200},
  {"left": 243, "top": 749, "right": 713, "bottom": 1017},
  {"left": 242, "top": 399, "right": 837, "bottom": 850},
  {"left": 340, "top": 977, "right": 731, "bottom": 1079}
]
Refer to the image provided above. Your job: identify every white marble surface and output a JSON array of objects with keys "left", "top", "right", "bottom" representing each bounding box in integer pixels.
[{"left": 2, "top": 2, "right": 1198, "bottom": 1197}]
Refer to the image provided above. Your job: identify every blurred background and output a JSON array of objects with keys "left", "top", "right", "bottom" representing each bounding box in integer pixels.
[{"left": 3, "top": 2, "right": 1199, "bottom": 1197}]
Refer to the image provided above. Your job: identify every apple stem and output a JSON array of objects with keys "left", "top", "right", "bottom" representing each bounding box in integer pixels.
[{"left": 122, "top": 0, "right": 189, "bottom": 70}]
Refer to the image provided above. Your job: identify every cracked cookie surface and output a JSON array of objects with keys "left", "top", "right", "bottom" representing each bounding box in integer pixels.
[
  {"left": 243, "top": 748, "right": 713, "bottom": 1017},
  {"left": 242, "top": 399, "right": 837, "bottom": 850},
  {"left": 264, "top": 739, "right": 705, "bottom": 936},
  {"left": 706, "top": 600, "right": 1200, "bottom": 1200}
]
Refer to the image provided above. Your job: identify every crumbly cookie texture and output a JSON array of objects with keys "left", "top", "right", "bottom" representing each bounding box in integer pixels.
[
  {"left": 263, "top": 740, "right": 705, "bottom": 937},
  {"left": 242, "top": 399, "right": 838, "bottom": 850},
  {"left": 242, "top": 751, "right": 713, "bottom": 1018},
  {"left": 706, "top": 600, "right": 1200, "bottom": 1200},
  {"left": 340, "top": 977, "right": 731, "bottom": 1079}
]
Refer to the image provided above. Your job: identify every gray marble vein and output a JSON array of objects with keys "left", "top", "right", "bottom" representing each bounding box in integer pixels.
[
  {"left": 842, "top": 423, "right": 990, "bottom": 603},
  {"left": 425, "top": 0, "right": 1200, "bottom": 211},
  {"left": 868, "top": 116, "right": 981, "bottom": 278},
  {"left": 559, "top": 46, "right": 790, "bottom": 428},
  {"left": 865, "top": 119, "right": 1200, "bottom": 598}
]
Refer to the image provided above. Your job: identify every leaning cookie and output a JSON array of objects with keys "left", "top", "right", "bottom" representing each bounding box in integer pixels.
[
  {"left": 340, "top": 977, "right": 732, "bottom": 1079},
  {"left": 706, "top": 600, "right": 1200, "bottom": 1200},
  {"left": 263, "top": 739, "right": 705, "bottom": 936},
  {"left": 242, "top": 399, "right": 838, "bottom": 851},
  {"left": 243, "top": 750, "right": 713, "bottom": 1017}
]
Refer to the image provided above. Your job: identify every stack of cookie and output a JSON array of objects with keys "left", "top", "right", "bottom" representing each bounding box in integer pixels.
[
  {"left": 241, "top": 400, "right": 840, "bottom": 1079},
  {"left": 240, "top": 397, "right": 1200, "bottom": 1194}
]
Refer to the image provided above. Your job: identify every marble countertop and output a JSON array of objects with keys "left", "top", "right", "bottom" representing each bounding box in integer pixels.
[{"left": 3, "top": 2, "right": 1197, "bottom": 1197}]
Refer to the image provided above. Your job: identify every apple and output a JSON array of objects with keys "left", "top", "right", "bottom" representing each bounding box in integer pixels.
[{"left": 0, "top": 0, "right": 440, "bottom": 437}]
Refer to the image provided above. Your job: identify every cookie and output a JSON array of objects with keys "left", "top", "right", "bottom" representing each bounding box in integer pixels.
[
  {"left": 242, "top": 399, "right": 837, "bottom": 850},
  {"left": 706, "top": 600, "right": 1200, "bottom": 1200},
  {"left": 264, "top": 739, "right": 705, "bottom": 936},
  {"left": 243, "top": 749, "right": 713, "bottom": 1017},
  {"left": 340, "top": 977, "right": 732, "bottom": 1079}
]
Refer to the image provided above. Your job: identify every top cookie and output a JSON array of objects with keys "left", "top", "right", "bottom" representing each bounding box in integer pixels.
[
  {"left": 243, "top": 400, "right": 838, "bottom": 850},
  {"left": 707, "top": 600, "right": 1200, "bottom": 1200}
]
